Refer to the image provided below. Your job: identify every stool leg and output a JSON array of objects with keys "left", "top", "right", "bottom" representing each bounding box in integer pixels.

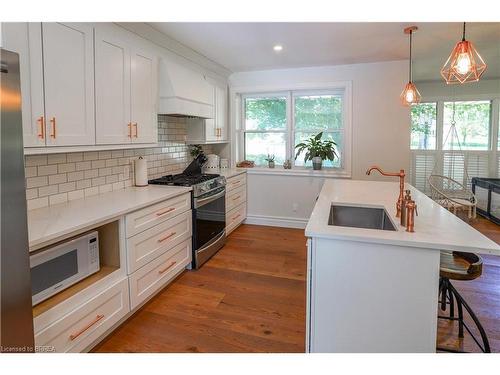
[
  {"left": 440, "top": 279, "right": 448, "bottom": 311},
  {"left": 448, "top": 286, "right": 455, "bottom": 318},
  {"left": 449, "top": 282, "right": 491, "bottom": 353},
  {"left": 457, "top": 296, "right": 464, "bottom": 338}
]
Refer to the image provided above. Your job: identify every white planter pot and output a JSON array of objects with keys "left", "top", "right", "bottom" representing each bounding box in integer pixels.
[{"left": 312, "top": 157, "right": 323, "bottom": 170}]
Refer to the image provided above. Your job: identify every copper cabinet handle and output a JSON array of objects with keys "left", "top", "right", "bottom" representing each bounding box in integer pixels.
[
  {"left": 69, "top": 314, "right": 104, "bottom": 341},
  {"left": 158, "top": 231, "right": 176, "bottom": 243},
  {"left": 232, "top": 195, "right": 241, "bottom": 201},
  {"left": 50, "top": 117, "right": 56, "bottom": 138},
  {"left": 232, "top": 214, "right": 241, "bottom": 220},
  {"left": 127, "top": 122, "right": 132, "bottom": 138},
  {"left": 158, "top": 261, "right": 177, "bottom": 274},
  {"left": 156, "top": 207, "right": 175, "bottom": 216},
  {"left": 133, "top": 122, "right": 138, "bottom": 138},
  {"left": 37, "top": 116, "right": 45, "bottom": 139}
]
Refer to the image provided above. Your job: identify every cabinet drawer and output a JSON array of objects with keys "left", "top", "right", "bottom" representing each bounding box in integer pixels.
[
  {"left": 34, "top": 278, "right": 129, "bottom": 353},
  {"left": 127, "top": 210, "right": 192, "bottom": 274},
  {"left": 226, "top": 202, "right": 246, "bottom": 235},
  {"left": 125, "top": 192, "right": 191, "bottom": 237},
  {"left": 129, "top": 239, "right": 191, "bottom": 309},
  {"left": 226, "top": 173, "right": 246, "bottom": 192},
  {"left": 226, "top": 185, "right": 246, "bottom": 212}
]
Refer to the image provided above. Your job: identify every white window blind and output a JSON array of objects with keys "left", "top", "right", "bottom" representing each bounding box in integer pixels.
[{"left": 411, "top": 153, "right": 436, "bottom": 195}]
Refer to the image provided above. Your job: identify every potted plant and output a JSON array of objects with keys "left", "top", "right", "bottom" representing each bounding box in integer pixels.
[
  {"left": 294, "top": 132, "right": 338, "bottom": 170},
  {"left": 264, "top": 154, "right": 276, "bottom": 168},
  {"left": 190, "top": 144, "right": 203, "bottom": 159}
]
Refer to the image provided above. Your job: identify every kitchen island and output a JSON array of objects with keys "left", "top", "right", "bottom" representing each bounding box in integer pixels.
[{"left": 305, "top": 179, "right": 500, "bottom": 353}]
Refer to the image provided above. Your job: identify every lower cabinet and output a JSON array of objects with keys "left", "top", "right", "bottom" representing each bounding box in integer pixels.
[
  {"left": 33, "top": 194, "right": 194, "bottom": 352},
  {"left": 129, "top": 239, "right": 192, "bottom": 309},
  {"left": 226, "top": 173, "right": 247, "bottom": 235},
  {"left": 34, "top": 278, "right": 129, "bottom": 353}
]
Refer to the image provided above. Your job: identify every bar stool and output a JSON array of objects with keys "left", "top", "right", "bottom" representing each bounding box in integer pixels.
[{"left": 437, "top": 251, "right": 491, "bottom": 353}]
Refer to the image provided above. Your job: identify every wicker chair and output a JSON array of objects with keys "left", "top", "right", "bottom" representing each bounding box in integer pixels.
[{"left": 428, "top": 175, "right": 477, "bottom": 219}]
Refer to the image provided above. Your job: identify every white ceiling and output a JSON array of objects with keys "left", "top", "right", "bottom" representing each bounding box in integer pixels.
[{"left": 149, "top": 22, "right": 500, "bottom": 81}]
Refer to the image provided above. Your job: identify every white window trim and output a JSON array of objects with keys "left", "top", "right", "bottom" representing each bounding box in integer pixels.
[{"left": 230, "top": 81, "right": 352, "bottom": 178}]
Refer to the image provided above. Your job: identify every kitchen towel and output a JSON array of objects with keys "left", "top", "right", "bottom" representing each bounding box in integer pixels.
[{"left": 134, "top": 156, "right": 148, "bottom": 187}]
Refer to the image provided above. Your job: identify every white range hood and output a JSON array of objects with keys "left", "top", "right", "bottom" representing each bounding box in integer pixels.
[{"left": 158, "top": 58, "right": 214, "bottom": 119}]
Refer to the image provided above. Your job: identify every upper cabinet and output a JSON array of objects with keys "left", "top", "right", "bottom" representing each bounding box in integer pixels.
[
  {"left": 2, "top": 22, "right": 159, "bottom": 153},
  {"left": 186, "top": 81, "right": 228, "bottom": 144},
  {"left": 2, "top": 22, "right": 95, "bottom": 147},
  {"left": 130, "top": 48, "right": 158, "bottom": 144},
  {"left": 94, "top": 25, "right": 158, "bottom": 145},
  {"left": 42, "top": 23, "right": 95, "bottom": 146}
]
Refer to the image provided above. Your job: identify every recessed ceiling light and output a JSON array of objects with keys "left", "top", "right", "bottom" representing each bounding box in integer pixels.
[{"left": 273, "top": 45, "right": 283, "bottom": 52}]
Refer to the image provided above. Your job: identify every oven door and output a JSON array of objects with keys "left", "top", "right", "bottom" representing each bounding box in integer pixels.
[{"left": 193, "top": 187, "right": 226, "bottom": 250}]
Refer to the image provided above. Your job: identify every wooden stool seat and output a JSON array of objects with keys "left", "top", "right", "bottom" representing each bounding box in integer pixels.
[
  {"left": 440, "top": 251, "right": 483, "bottom": 281},
  {"left": 437, "top": 250, "right": 489, "bottom": 353}
]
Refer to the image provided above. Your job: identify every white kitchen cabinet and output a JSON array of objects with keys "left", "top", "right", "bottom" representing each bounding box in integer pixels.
[
  {"left": 95, "top": 25, "right": 158, "bottom": 145},
  {"left": 42, "top": 23, "right": 95, "bottom": 146},
  {"left": 2, "top": 23, "right": 46, "bottom": 147},
  {"left": 94, "top": 27, "right": 131, "bottom": 144},
  {"left": 215, "top": 84, "right": 228, "bottom": 142},
  {"left": 225, "top": 173, "right": 247, "bottom": 235},
  {"left": 130, "top": 48, "right": 158, "bottom": 144},
  {"left": 185, "top": 81, "right": 228, "bottom": 144},
  {"left": 2, "top": 22, "right": 95, "bottom": 147}
]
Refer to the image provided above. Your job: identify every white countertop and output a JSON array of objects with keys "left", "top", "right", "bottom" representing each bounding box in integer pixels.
[
  {"left": 305, "top": 179, "right": 500, "bottom": 255},
  {"left": 28, "top": 185, "right": 192, "bottom": 251},
  {"left": 204, "top": 168, "right": 247, "bottom": 179}
]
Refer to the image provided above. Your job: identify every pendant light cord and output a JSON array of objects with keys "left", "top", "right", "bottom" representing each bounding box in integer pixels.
[
  {"left": 409, "top": 30, "right": 413, "bottom": 82},
  {"left": 462, "top": 22, "right": 466, "bottom": 41}
]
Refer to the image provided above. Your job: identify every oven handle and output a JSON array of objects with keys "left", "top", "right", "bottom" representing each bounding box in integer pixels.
[{"left": 194, "top": 189, "right": 225, "bottom": 208}]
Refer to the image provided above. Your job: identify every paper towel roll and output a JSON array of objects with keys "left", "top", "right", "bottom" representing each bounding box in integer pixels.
[{"left": 134, "top": 156, "right": 148, "bottom": 187}]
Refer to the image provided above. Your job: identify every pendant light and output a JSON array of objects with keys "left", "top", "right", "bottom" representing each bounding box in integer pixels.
[
  {"left": 440, "top": 22, "right": 487, "bottom": 84},
  {"left": 400, "top": 26, "right": 421, "bottom": 106}
]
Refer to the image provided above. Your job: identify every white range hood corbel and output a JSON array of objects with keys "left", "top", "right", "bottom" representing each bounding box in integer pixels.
[{"left": 158, "top": 58, "right": 214, "bottom": 119}]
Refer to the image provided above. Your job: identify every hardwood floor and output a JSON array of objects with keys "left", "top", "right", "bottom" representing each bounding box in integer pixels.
[
  {"left": 94, "top": 218, "right": 499, "bottom": 353},
  {"left": 437, "top": 216, "right": 500, "bottom": 353},
  {"left": 93, "top": 225, "right": 307, "bottom": 353}
]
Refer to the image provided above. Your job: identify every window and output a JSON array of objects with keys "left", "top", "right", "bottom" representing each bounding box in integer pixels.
[
  {"left": 410, "top": 103, "right": 437, "bottom": 150},
  {"left": 244, "top": 95, "right": 287, "bottom": 165},
  {"left": 443, "top": 101, "right": 491, "bottom": 150},
  {"left": 410, "top": 98, "right": 499, "bottom": 194},
  {"left": 293, "top": 93, "right": 343, "bottom": 168},
  {"left": 241, "top": 88, "right": 348, "bottom": 172}
]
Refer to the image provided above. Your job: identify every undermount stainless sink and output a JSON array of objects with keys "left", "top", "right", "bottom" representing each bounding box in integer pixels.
[{"left": 328, "top": 204, "right": 397, "bottom": 231}]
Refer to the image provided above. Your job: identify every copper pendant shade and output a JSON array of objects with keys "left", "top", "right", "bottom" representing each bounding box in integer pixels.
[
  {"left": 440, "top": 22, "right": 487, "bottom": 84},
  {"left": 400, "top": 26, "right": 421, "bottom": 106}
]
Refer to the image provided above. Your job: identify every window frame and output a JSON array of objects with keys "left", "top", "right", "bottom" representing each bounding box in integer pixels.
[
  {"left": 409, "top": 97, "right": 500, "bottom": 194},
  {"left": 238, "top": 83, "right": 352, "bottom": 177}
]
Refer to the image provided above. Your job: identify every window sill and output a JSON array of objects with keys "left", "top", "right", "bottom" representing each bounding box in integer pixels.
[{"left": 242, "top": 166, "right": 351, "bottom": 178}]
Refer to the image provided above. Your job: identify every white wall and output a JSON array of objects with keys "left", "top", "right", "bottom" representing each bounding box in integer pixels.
[
  {"left": 229, "top": 60, "right": 411, "bottom": 227},
  {"left": 416, "top": 78, "right": 500, "bottom": 100}
]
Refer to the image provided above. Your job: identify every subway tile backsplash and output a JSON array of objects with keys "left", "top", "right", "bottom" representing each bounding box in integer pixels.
[{"left": 25, "top": 116, "right": 211, "bottom": 210}]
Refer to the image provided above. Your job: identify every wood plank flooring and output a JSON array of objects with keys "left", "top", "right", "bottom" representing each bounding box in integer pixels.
[
  {"left": 94, "top": 218, "right": 499, "bottom": 353},
  {"left": 93, "top": 225, "right": 307, "bottom": 353}
]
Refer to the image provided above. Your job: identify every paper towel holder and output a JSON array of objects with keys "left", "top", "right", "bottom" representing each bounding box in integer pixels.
[{"left": 134, "top": 156, "right": 148, "bottom": 187}]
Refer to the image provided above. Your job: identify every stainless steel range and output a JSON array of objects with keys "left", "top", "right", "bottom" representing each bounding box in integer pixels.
[{"left": 149, "top": 155, "right": 226, "bottom": 269}]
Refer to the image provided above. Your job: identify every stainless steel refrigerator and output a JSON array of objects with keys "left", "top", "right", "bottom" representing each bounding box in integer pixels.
[{"left": 0, "top": 48, "right": 35, "bottom": 352}]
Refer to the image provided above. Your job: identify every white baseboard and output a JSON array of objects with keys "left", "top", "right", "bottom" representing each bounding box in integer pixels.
[{"left": 244, "top": 214, "right": 308, "bottom": 229}]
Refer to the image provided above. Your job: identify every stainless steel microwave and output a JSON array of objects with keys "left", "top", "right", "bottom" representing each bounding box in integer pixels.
[{"left": 30, "top": 231, "right": 100, "bottom": 305}]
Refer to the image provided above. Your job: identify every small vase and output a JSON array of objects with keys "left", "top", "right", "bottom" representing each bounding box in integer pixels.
[
  {"left": 268, "top": 161, "right": 275, "bottom": 169},
  {"left": 312, "top": 157, "right": 322, "bottom": 170}
]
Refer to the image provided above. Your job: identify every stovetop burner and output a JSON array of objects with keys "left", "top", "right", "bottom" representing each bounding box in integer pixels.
[{"left": 149, "top": 173, "right": 220, "bottom": 187}]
